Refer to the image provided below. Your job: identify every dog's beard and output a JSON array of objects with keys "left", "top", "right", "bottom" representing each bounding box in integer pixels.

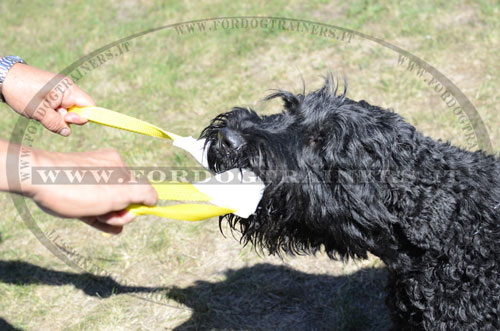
[
  {"left": 201, "top": 109, "right": 285, "bottom": 177},
  {"left": 198, "top": 78, "right": 390, "bottom": 260},
  {"left": 200, "top": 110, "right": 344, "bottom": 258}
]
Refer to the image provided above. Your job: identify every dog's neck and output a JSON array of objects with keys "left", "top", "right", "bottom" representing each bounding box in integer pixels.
[{"left": 353, "top": 134, "right": 500, "bottom": 270}]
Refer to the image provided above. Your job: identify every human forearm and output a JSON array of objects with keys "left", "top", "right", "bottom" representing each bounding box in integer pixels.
[
  {"left": 0, "top": 139, "right": 34, "bottom": 194},
  {"left": 0, "top": 140, "right": 158, "bottom": 233},
  {"left": 1, "top": 62, "right": 92, "bottom": 135}
]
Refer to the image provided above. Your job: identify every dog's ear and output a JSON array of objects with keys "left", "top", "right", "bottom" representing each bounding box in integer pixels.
[{"left": 264, "top": 90, "right": 303, "bottom": 114}]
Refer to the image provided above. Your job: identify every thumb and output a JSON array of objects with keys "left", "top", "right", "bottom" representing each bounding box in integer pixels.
[
  {"left": 132, "top": 183, "right": 159, "bottom": 207},
  {"left": 38, "top": 109, "right": 71, "bottom": 136}
]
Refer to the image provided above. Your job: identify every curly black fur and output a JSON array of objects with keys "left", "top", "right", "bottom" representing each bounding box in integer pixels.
[{"left": 200, "top": 75, "right": 500, "bottom": 330}]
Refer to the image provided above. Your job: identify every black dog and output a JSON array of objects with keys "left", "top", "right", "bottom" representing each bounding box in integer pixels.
[{"left": 200, "top": 76, "right": 500, "bottom": 330}]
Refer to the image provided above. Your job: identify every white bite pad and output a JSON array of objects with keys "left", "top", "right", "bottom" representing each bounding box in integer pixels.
[{"left": 172, "top": 137, "right": 265, "bottom": 218}]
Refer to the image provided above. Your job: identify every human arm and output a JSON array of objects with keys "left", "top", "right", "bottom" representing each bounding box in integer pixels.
[
  {"left": 1, "top": 62, "right": 92, "bottom": 136},
  {"left": 0, "top": 140, "right": 158, "bottom": 234}
]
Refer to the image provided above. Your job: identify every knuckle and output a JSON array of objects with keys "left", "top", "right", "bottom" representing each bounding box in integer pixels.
[
  {"left": 142, "top": 185, "right": 159, "bottom": 205},
  {"left": 114, "top": 155, "right": 126, "bottom": 166},
  {"left": 101, "top": 148, "right": 124, "bottom": 163},
  {"left": 63, "top": 83, "right": 74, "bottom": 96},
  {"left": 57, "top": 77, "right": 75, "bottom": 100},
  {"left": 43, "top": 95, "right": 59, "bottom": 109},
  {"left": 63, "top": 76, "right": 74, "bottom": 86},
  {"left": 101, "top": 147, "right": 115, "bottom": 153},
  {"left": 150, "top": 188, "right": 159, "bottom": 204},
  {"left": 108, "top": 148, "right": 121, "bottom": 158},
  {"left": 42, "top": 115, "right": 62, "bottom": 131}
]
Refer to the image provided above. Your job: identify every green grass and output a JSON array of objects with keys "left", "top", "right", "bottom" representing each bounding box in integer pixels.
[{"left": 0, "top": 0, "right": 499, "bottom": 330}]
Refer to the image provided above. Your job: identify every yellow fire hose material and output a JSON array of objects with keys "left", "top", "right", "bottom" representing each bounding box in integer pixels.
[
  {"left": 68, "top": 106, "right": 264, "bottom": 221},
  {"left": 127, "top": 203, "right": 234, "bottom": 222},
  {"left": 152, "top": 182, "right": 212, "bottom": 202},
  {"left": 68, "top": 106, "right": 181, "bottom": 140}
]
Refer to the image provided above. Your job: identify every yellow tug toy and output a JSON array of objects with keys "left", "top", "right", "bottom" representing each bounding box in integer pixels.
[{"left": 68, "top": 106, "right": 265, "bottom": 222}]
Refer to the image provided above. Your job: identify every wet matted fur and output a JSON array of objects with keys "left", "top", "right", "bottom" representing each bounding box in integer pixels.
[{"left": 201, "top": 76, "right": 500, "bottom": 330}]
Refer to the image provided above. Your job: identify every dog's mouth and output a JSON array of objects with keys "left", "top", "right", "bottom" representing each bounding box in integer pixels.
[{"left": 203, "top": 127, "right": 248, "bottom": 173}]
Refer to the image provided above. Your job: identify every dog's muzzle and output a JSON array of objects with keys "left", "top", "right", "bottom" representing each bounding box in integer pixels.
[
  {"left": 218, "top": 128, "right": 245, "bottom": 150},
  {"left": 206, "top": 128, "right": 247, "bottom": 173}
]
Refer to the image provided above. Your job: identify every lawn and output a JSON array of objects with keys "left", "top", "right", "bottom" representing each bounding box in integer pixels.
[{"left": 0, "top": 1, "right": 499, "bottom": 330}]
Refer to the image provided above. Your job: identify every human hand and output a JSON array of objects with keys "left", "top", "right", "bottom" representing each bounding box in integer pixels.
[
  {"left": 23, "top": 148, "right": 158, "bottom": 234},
  {"left": 1, "top": 63, "right": 94, "bottom": 136}
]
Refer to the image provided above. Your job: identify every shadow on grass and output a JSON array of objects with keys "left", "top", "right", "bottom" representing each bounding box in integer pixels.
[
  {"left": 168, "top": 263, "right": 391, "bottom": 331},
  {"left": 0, "top": 260, "right": 390, "bottom": 330},
  {"left": 0, "top": 260, "right": 167, "bottom": 298},
  {"left": 0, "top": 317, "right": 22, "bottom": 331}
]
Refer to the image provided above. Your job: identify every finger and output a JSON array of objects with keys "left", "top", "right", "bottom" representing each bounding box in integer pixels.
[
  {"left": 38, "top": 107, "right": 71, "bottom": 136},
  {"left": 96, "top": 210, "right": 136, "bottom": 226},
  {"left": 80, "top": 217, "right": 123, "bottom": 234},
  {"left": 57, "top": 107, "right": 67, "bottom": 116},
  {"left": 126, "top": 171, "right": 159, "bottom": 207},
  {"left": 60, "top": 84, "right": 96, "bottom": 109},
  {"left": 63, "top": 109, "right": 88, "bottom": 125},
  {"left": 132, "top": 184, "right": 159, "bottom": 207},
  {"left": 73, "top": 91, "right": 96, "bottom": 107}
]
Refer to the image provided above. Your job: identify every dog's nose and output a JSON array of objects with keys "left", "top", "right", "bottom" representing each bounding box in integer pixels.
[{"left": 218, "top": 128, "right": 245, "bottom": 149}]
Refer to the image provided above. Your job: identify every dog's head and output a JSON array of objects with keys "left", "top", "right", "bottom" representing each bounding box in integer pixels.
[{"left": 201, "top": 76, "right": 417, "bottom": 259}]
